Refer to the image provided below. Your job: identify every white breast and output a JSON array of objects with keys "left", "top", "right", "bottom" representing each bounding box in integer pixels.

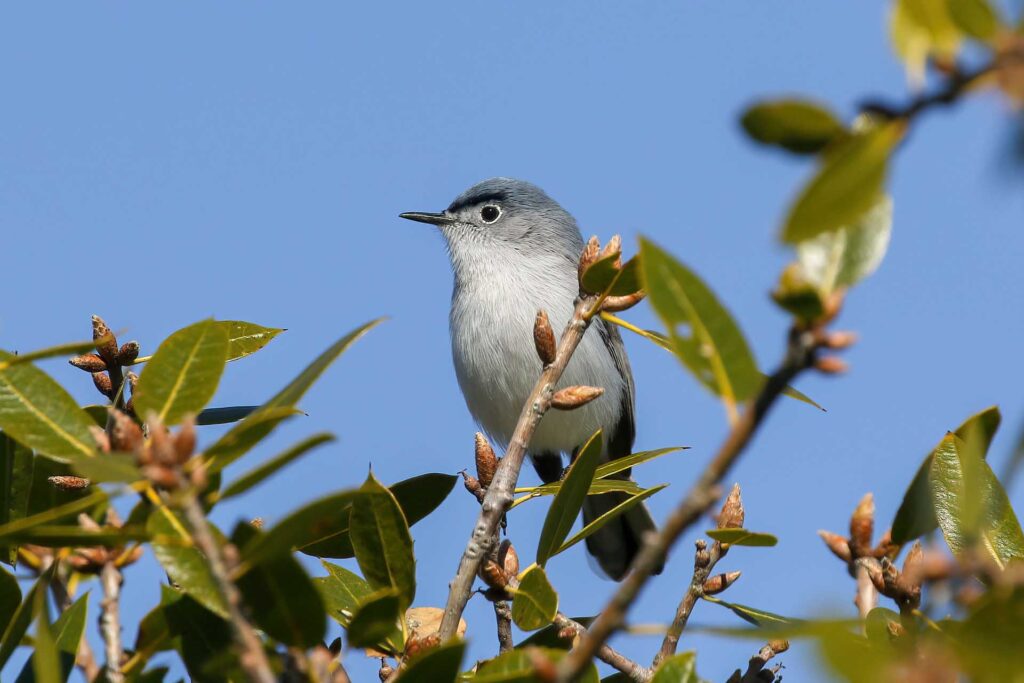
[{"left": 449, "top": 253, "right": 625, "bottom": 456}]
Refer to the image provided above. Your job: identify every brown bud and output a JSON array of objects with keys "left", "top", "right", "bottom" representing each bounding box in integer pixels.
[
  {"left": 872, "top": 529, "right": 899, "bottom": 560},
  {"left": 475, "top": 432, "right": 498, "bottom": 488},
  {"left": 67, "top": 547, "right": 109, "bottom": 574},
  {"left": 126, "top": 371, "right": 139, "bottom": 393},
  {"left": 533, "top": 310, "right": 557, "bottom": 366},
  {"left": 91, "top": 315, "right": 119, "bottom": 365},
  {"left": 556, "top": 626, "right": 578, "bottom": 643},
  {"left": 69, "top": 353, "right": 107, "bottom": 373},
  {"left": 89, "top": 426, "right": 111, "bottom": 453},
  {"left": 601, "top": 292, "right": 645, "bottom": 313},
  {"left": 694, "top": 538, "right": 710, "bottom": 568},
  {"left": 817, "top": 530, "right": 852, "bottom": 563},
  {"left": 174, "top": 417, "right": 196, "bottom": 464},
  {"left": 497, "top": 539, "right": 519, "bottom": 577},
  {"left": 480, "top": 559, "right": 511, "bottom": 590},
  {"left": 189, "top": 461, "right": 208, "bottom": 491},
  {"left": 147, "top": 417, "right": 176, "bottom": 466},
  {"left": 860, "top": 558, "right": 886, "bottom": 593},
  {"left": 328, "top": 637, "right": 342, "bottom": 657},
  {"left": 48, "top": 475, "right": 90, "bottom": 491},
  {"left": 766, "top": 639, "right": 790, "bottom": 655},
  {"left": 92, "top": 372, "right": 114, "bottom": 399},
  {"left": 144, "top": 465, "right": 180, "bottom": 490},
  {"left": 702, "top": 570, "right": 741, "bottom": 595},
  {"left": 378, "top": 663, "right": 394, "bottom": 682},
  {"left": 116, "top": 341, "right": 140, "bottom": 366},
  {"left": 461, "top": 471, "right": 486, "bottom": 503},
  {"left": 821, "top": 331, "right": 858, "bottom": 350},
  {"left": 849, "top": 493, "right": 875, "bottom": 557},
  {"left": 527, "top": 647, "right": 558, "bottom": 682},
  {"left": 578, "top": 236, "right": 601, "bottom": 283},
  {"left": 115, "top": 544, "right": 144, "bottom": 568},
  {"left": 814, "top": 356, "right": 849, "bottom": 375},
  {"left": 109, "top": 409, "right": 143, "bottom": 452},
  {"left": 718, "top": 484, "right": 745, "bottom": 530},
  {"left": 251, "top": 517, "right": 264, "bottom": 529},
  {"left": 551, "top": 385, "right": 604, "bottom": 410},
  {"left": 599, "top": 234, "right": 622, "bottom": 269}
]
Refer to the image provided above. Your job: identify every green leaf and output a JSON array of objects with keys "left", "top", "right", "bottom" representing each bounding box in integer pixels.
[
  {"left": 864, "top": 607, "right": 902, "bottom": 644},
  {"left": 201, "top": 319, "right": 383, "bottom": 474},
  {"left": 891, "top": 0, "right": 963, "bottom": 80},
  {"left": 0, "top": 525, "right": 147, "bottom": 547},
  {"left": 232, "top": 523, "right": 326, "bottom": 647},
  {"left": 581, "top": 254, "right": 620, "bottom": 295},
  {"left": 0, "top": 567, "right": 21, "bottom": 642},
  {"left": 650, "top": 651, "right": 698, "bottom": 683},
  {"left": 162, "top": 589, "right": 235, "bottom": 683},
  {"left": 220, "top": 321, "right": 284, "bottom": 361},
  {"left": 17, "top": 593, "right": 89, "bottom": 683},
  {"left": 315, "top": 560, "right": 373, "bottom": 627},
  {"left": 66, "top": 452, "right": 141, "bottom": 484},
  {"left": 195, "top": 406, "right": 258, "bottom": 426},
  {"left": 640, "top": 238, "right": 760, "bottom": 403},
  {"left": 147, "top": 507, "right": 228, "bottom": 619},
  {"left": 511, "top": 565, "right": 558, "bottom": 631},
  {"left": 517, "top": 616, "right": 594, "bottom": 650},
  {"left": 133, "top": 320, "right": 229, "bottom": 426},
  {"left": 244, "top": 490, "right": 358, "bottom": 566},
  {"left": 929, "top": 434, "right": 1024, "bottom": 567},
  {"left": 474, "top": 648, "right": 598, "bottom": 683},
  {"left": 2, "top": 433, "right": 34, "bottom": 564},
  {"left": 781, "top": 123, "right": 902, "bottom": 244},
  {"left": 701, "top": 596, "right": 794, "bottom": 627},
  {"left": 594, "top": 447, "right": 686, "bottom": 480},
  {"left": 536, "top": 431, "right": 602, "bottom": 566},
  {"left": 796, "top": 195, "right": 893, "bottom": 294},
  {"left": 953, "top": 585, "right": 1024, "bottom": 680},
  {"left": 219, "top": 433, "right": 334, "bottom": 501},
  {"left": 741, "top": 100, "right": 844, "bottom": 154},
  {"left": 130, "top": 601, "right": 175, "bottom": 674},
  {"left": 0, "top": 339, "right": 107, "bottom": 371},
  {"left": 293, "top": 473, "right": 456, "bottom": 560},
  {"left": 396, "top": 640, "right": 465, "bottom": 682},
  {"left": 0, "top": 566, "right": 53, "bottom": 669},
  {"left": 891, "top": 406, "right": 1001, "bottom": 545},
  {"left": 0, "top": 351, "right": 97, "bottom": 460},
  {"left": 350, "top": 473, "right": 416, "bottom": 611},
  {"left": 946, "top": 0, "right": 999, "bottom": 40},
  {"left": 555, "top": 485, "right": 667, "bottom": 557},
  {"left": 345, "top": 589, "right": 403, "bottom": 651},
  {"left": 705, "top": 529, "right": 779, "bottom": 547},
  {"left": 28, "top": 589, "right": 60, "bottom": 683},
  {"left": 515, "top": 479, "right": 644, "bottom": 507}
]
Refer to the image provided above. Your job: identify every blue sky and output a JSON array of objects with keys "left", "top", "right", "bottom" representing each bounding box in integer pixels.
[{"left": 2, "top": 2, "right": 1023, "bottom": 681}]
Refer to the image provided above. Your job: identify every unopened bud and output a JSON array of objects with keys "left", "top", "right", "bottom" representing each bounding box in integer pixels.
[
  {"left": 702, "top": 570, "right": 741, "bottom": 595},
  {"left": 147, "top": 417, "right": 176, "bottom": 466},
  {"left": 599, "top": 234, "right": 622, "bottom": 268},
  {"left": 69, "top": 353, "right": 107, "bottom": 373},
  {"left": 601, "top": 292, "right": 645, "bottom": 313},
  {"left": 694, "top": 538, "right": 710, "bottom": 568},
  {"left": 480, "top": 559, "right": 510, "bottom": 590},
  {"left": 251, "top": 517, "right": 264, "bottom": 529},
  {"left": 860, "top": 558, "right": 886, "bottom": 593},
  {"left": 89, "top": 426, "right": 111, "bottom": 453},
  {"left": 48, "top": 475, "right": 90, "bottom": 491},
  {"left": 126, "top": 371, "right": 139, "bottom": 393},
  {"left": 378, "top": 663, "right": 394, "bottom": 682},
  {"left": 117, "top": 341, "right": 140, "bottom": 366},
  {"left": 533, "top": 310, "right": 557, "bottom": 366},
  {"left": 498, "top": 539, "right": 519, "bottom": 577},
  {"left": 527, "top": 647, "right": 558, "bottom": 682},
  {"left": 144, "top": 465, "right": 180, "bottom": 490},
  {"left": 91, "top": 315, "right": 119, "bottom": 365},
  {"left": 718, "top": 484, "right": 745, "bottom": 530},
  {"left": 92, "top": 372, "right": 114, "bottom": 399},
  {"left": 849, "top": 493, "right": 875, "bottom": 557},
  {"left": 767, "top": 639, "right": 790, "bottom": 655},
  {"left": 578, "top": 236, "right": 601, "bottom": 283},
  {"left": 821, "top": 331, "right": 858, "bottom": 350},
  {"left": 116, "top": 544, "right": 145, "bottom": 568},
  {"left": 189, "top": 461, "right": 208, "bottom": 491},
  {"left": 814, "top": 356, "right": 849, "bottom": 374},
  {"left": 551, "top": 385, "right": 604, "bottom": 410},
  {"left": 475, "top": 432, "right": 498, "bottom": 488},
  {"left": 109, "top": 409, "right": 143, "bottom": 452},
  {"left": 174, "top": 417, "right": 196, "bottom": 464},
  {"left": 328, "top": 637, "right": 342, "bottom": 657},
  {"left": 461, "top": 471, "right": 485, "bottom": 503},
  {"left": 817, "top": 530, "right": 852, "bottom": 563}
]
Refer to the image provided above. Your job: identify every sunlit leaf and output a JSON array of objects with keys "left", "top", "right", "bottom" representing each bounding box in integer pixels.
[
  {"left": 219, "top": 433, "right": 334, "bottom": 501},
  {"left": 0, "top": 568, "right": 51, "bottom": 669},
  {"left": 741, "top": 100, "right": 844, "bottom": 154},
  {"left": 946, "top": 0, "right": 1000, "bottom": 40},
  {"left": 929, "top": 434, "right": 1024, "bottom": 567},
  {"left": 345, "top": 589, "right": 403, "bottom": 651},
  {"left": 594, "top": 447, "right": 686, "bottom": 480},
  {"left": 650, "top": 651, "right": 698, "bottom": 683},
  {"left": 892, "top": 406, "right": 1001, "bottom": 545},
  {"left": 537, "top": 431, "right": 602, "bottom": 566},
  {"left": 1, "top": 433, "right": 33, "bottom": 564},
  {"left": 515, "top": 479, "right": 644, "bottom": 508},
  {"left": 220, "top": 321, "right": 284, "bottom": 361},
  {"left": 706, "top": 528, "right": 778, "bottom": 547},
  {"left": 511, "top": 565, "right": 558, "bottom": 631},
  {"left": 796, "top": 195, "right": 893, "bottom": 294},
  {"left": 702, "top": 596, "right": 794, "bottom": 627},
  {"left": 0, "top": 339, "right": 106, "bottom": 372},
  {"left": 147, "top": 507, "right": 228, "bottom": 619},
  {"left": 781, "top": 123, "right": 902, "bottom": 243},
  {"left": 640, "top": 239, "right": 760, "bottom": 404},
  {"left": 0, "top": 525, "right": 147, "bottom": 548},
  {"left": 891, "top": 0, "right": 963, "bottom": 82},
  {"left": 555, "top": 485, "right": 666, "bottom": 557},
  {"left": 17, "top": 592, "right": 88, "bottom": 683},
  {"left": 350, "top": 473, "right": 416, "bottom": 611},
  {"left": 315, "top": 561, "right": 372, "bottom": 628},
  {"left": 201, "top": 319, "right": 383, "bottom": 474},
  {"left": 474, "top": 647, "right": 598, "bottom": 683},
  {"left": 66, "top": 452, "right": 140, "bottom": 484},
  {"left": 0, "top": 351, "right": 97, "bottom": 461},
  {"left": 27, "top": 589, "right": 60, "bottom": 683},
  {"left": 395, "top": 640, "right": 466, "bottom": 682},
  {"left": 133, "top": 319, "right": 229, "bottom": 426}
]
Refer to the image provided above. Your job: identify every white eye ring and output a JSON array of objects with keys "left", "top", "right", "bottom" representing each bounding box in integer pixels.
[{"left": 480, "top": 204, "right": 502, "bottom": 224}]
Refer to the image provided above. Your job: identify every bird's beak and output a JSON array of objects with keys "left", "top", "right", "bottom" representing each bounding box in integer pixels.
[{"left": 399, "top": 211, "right": 453, "bottom": 226}]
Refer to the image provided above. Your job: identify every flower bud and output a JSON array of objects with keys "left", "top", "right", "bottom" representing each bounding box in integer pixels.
[
  {"left": 69, "top": 354, "right": 107, "bottom": 373},
  {"left": 498, "top": 539, "right": 519, "bottom": 577},
  {"left": 578, "top": 236, "right": 601, "bottom": 283},
  {"left": 814, "top": 356, "right": 849, "bottom": 374},
  {"left": 109, "top": 409, "right": 143, "bottom": 452},
  {"left": 480, "top": 559, "right": 510, "bottom": 590},
  {"left": 817, "top": 530, "right": 852, "bottom": 563},
  {"left": 92, "top": 372, "right": 114, "bottom": 399},
  {"left": 89, "top": 426, "right": 111, "bottom": 453},
  {"left": 91, "top": 315, "right": 119, "bottom": 366},
  {"left": 117, "top": 341, "right": 140, "bottom": 366},
  {"left": 475, "top": 432, "right": 498, "bottom": 488},
  {"left": 174, "top": 417, "right": 196, "bottom": 464},
  {"left": 551, "top": 385, "right": 604, "bottom": 410},
  {"left": 599, "top": 234, "right": 622, "bottom": 268},
  {"left": 849, "top": 493, "right": 875, "bottom": 557},
  {"left": 717, "top": 484, "right": 745, "bottom": 530},
  {"left": 533, "top": 310, "right": 557, "bottom": 366},
  {"left": 702, "top": 570, "right": 741, "bottom": 595},
  {"left": 461, "top": 471, "right": 485, "bottom": 503},
  {"left": 601, "top": 292, "right": 645, "bottom": 313},
  {"left": 821, "top": 331, "right": 858, "bottom": 350},
  {"left": 48, "top": 475, "right": 90, "bottom": 491}
]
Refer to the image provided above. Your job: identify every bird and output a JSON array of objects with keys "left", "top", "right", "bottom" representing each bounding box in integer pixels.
[{"left": 400, "top": 177, "right": 659, "bottom": 580}]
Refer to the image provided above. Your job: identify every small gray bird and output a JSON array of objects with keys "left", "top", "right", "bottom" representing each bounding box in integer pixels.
[{"left": 401, "top": 178, "right": 659, "bottom": 580}]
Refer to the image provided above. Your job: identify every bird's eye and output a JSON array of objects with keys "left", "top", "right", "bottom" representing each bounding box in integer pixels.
[{"left": 480, "top": 205, "right": 501, "bottom": 223}]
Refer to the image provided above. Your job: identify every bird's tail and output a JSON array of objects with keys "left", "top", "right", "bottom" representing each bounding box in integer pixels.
[{"left": 582, "top": 477, "right": 662, "bottom": 581}]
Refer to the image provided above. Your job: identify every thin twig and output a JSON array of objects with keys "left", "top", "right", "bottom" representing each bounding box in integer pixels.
[
  {"left": 552, "top": 613, "right": 651, "bottom": 682},
  {"left": 653, "top": 540, "right": 725, "bottom": 668},
  {"left": 854, "top": 561, "right": 878, "bottom": 620},
  {"left": 494, "top": 601, "right": 514, "bottom": 653},
  {"left": 100, "top": 561, "right": 125, "bottom": 683},
  {"left": 179, "top": 492, "right": 276, "bottom": 683},
  {"left": 557, "top": 327, "right": 818, "bottom": 681},
  {"left": 725, "top": 640, "right": 789, "bottom": 683},
  {"left": 859, "top": 61, "right": 998, "bottom": 121},
  {"left": 438, "top": 293, "right": 601, "bottom": 639}
]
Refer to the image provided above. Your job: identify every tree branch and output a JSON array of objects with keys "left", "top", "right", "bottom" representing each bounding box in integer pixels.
[
  {"left": 493, "top": 601, "right": 514, "bottom": 653},
  {"left": 557, "top": 326, "right": 818, "bottom": 681},
  {"left": 553, "top": 613, "right": 651, "bottom": 682},
  {"left": 438, "top": 293, "right": 601, "bottom": 639},
  {"left": 100, "top": 561, "right": 125, "bottom": 683},
  {"left": 653, "top": 539, "right": 727, "bottom": 669},
  {"left": 725, "top": 640, "right": 789, "bottom": 683}
]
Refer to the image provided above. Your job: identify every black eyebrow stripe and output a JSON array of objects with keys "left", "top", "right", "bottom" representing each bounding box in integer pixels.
[{"left": 447, "top": 190, "right": 509, "bottom": 212}]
